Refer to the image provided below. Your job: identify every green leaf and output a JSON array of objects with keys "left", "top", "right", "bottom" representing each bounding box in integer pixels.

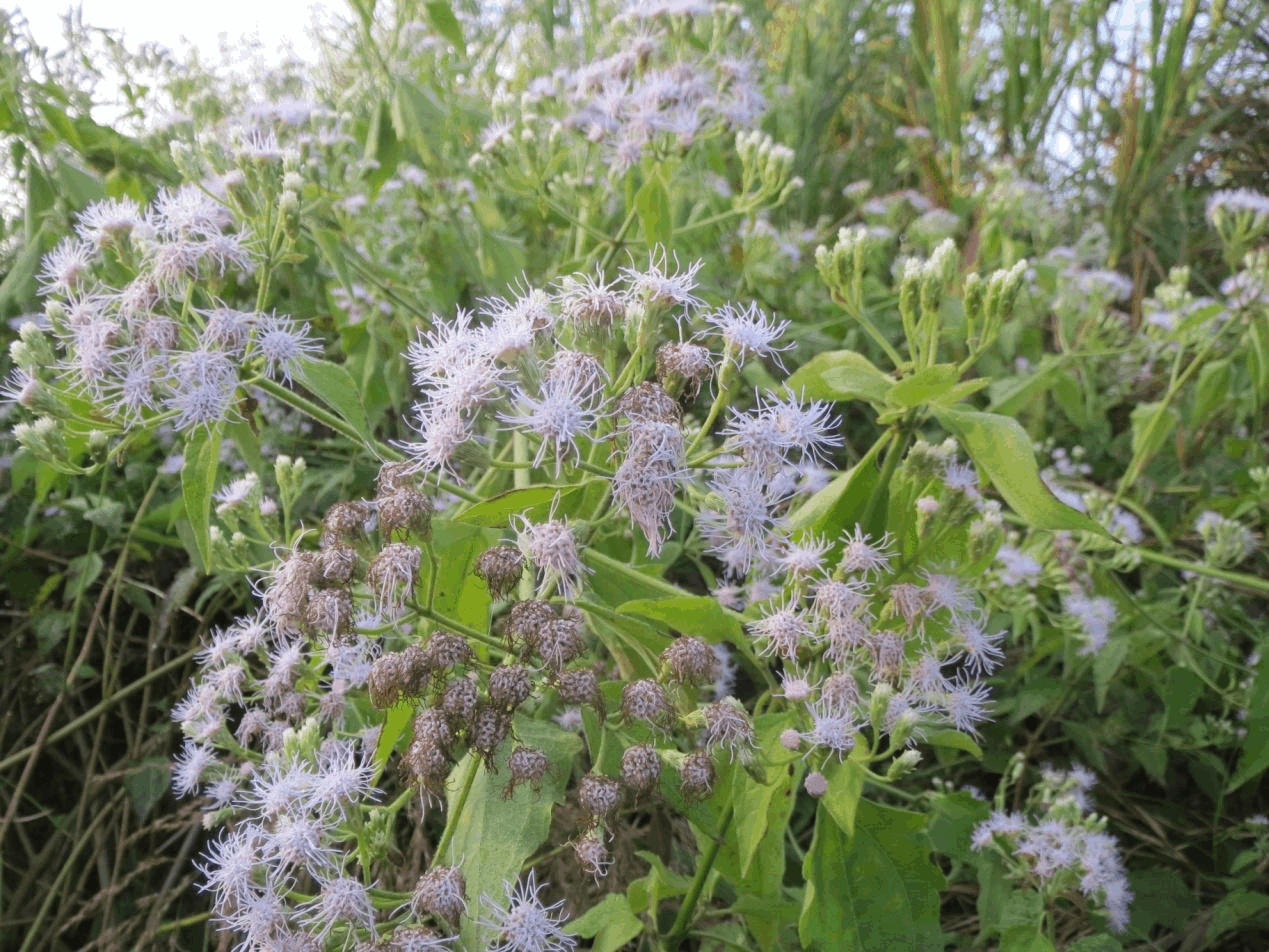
[
  {"left": 428, "top": 519, "right": 496, "bottom": 632},
  {"left": 181, "top": 424, "right": 222, "bottom": 571},
  {"left": 786, "top": 350, "right": 892, "bottom": 406},
  {"left": 425, "top": 0, "right": 466, "bottom": 53},
  {"left": 988, "top": 356, "right": 1066, "bottom": 415},
  {"left": 886, "top": 363, "right": 961, "bottom": 409},
  {"left": 1093, "top": 634, "right": 1130, "bottom": 712},
  {"left": 55, "top": 156, "right": 105, "bottom": 206},
  {"left": 293, "top": 359, "right": 373, "bottom": 447},
  {"left": 454, "top": 485, "right": 578, "bottom": 528},
  {"left": 1066, "top": 937, "right": 1122, "bottom": 952},
  {"left": 933, "top": 407, "right": 1110, "bottom": 536},
  {"left": 124, "top": 759, "right": 169, "bottom": 823},
  {"left": 390, "top": 78, "right": 443, "bottom": 160},
  {"left": 924, "top": 729, "right": 984, "bottom": 759},
  {"left": 1206, "top": 890, "right": 1269, "bottom": 942},
  {"left": 799, "top": 799, "right": 944, "bottom": 951},
  {"left": 1126, "top": 868, "right": 1192, "bottom": 934},
  {"left": 1190, "top": 359, "right": 1231, "bottom": 428},
  {"left": 565, "top": 893, "right": 643, "bottom": 952},
  {"left": 733, "top": 716, "right": 801, "bottom": 877},
  {"left": 373, "top": 701, "right": 413, "bottom": 774},
  {"left": 444, "top": 718, "right": 583, "bottom": 952},
  {"left": 634, "top": 174, "right": 673, "bottom": 248},
  {"left": 617, "top": 595, "right": 744, "bottom": 643},
  {"left": 927, "top": 791, "right": 990, "bottom": 863},
  {"left": 1128, "top": 400, "right": 1179, "bottom": 477},
  {"left": 819, "top": 756, "right": 866, "bottom": 838},
  {"left": 65, "top": 553, "right": 104, "bottom": 601}
]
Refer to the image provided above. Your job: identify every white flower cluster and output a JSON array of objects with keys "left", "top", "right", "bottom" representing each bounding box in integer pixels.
[
  {"left": 483, "top": 0, "right": 766, "bottom": 173},
  {"left": 972, "top": 763, "right": 1133, "bottom": 933},
  {"left": 12, "top": 189, "right": 321, "bottom": 432}
]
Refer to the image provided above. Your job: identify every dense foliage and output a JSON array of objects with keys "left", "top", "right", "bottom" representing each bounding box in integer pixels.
[{"left": 2, "top": 1, "right": 1268, "bottom": 951}]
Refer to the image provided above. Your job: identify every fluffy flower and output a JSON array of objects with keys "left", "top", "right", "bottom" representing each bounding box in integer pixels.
[{"left": 476, "top": 871, "right": 576, "bottom": 952}]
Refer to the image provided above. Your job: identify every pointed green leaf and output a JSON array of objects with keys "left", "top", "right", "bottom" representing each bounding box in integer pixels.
[
  {"left": 800, "top": 799, "right": 945, "bottom": 951},
  {"left": 444, "top": 717, "right": 583, "bottom": 951},
  {"left": 425, "top": 1, "right": 466, "bottom": 53},
  {"left": 565, "top": 894, "right": 643, "bottom": 952},
  {"left": 933, "top": 407, "right": 1110, "bottom": 536},
  {"left": 181, "top": 423, "right": 222, "bottom": 571},
  {"left": 454, "top": 485, "right": 580, "bottom": 527},
  {"left": 635, "top": 174, "right": 673, "bottom": 248},
  {"left": 293, "top": 358, "right": 373, "bottom": 447},
  {"left": 786, "top": 350, "right": 893, "bottom": 406}
]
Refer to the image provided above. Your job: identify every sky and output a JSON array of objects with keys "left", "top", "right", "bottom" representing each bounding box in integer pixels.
[{"left": 19, "top": 0, "right": 324, "bottom": 61}]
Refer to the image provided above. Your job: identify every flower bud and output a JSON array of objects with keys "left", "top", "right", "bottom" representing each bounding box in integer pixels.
[
  {"left": 886, "top": 749, "right": 922, "bottom": 780},
  {"left": 804, "top": 771, "right": 829, "bottom": 797}
]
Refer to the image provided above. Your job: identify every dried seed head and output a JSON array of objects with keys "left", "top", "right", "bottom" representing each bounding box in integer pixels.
[
  {"left": 821, "top": 672, "right": 860, "bottom": 713},
  {"left": 701, "top": 699, "right": 756, "bottom": 760},
  {"left": 469, "top": 704, "right": 511, "bottom": 766},
  {"left": 411, "top": 865, "right": 467, "bottom": 926},
  {"left": 547, "top": 350, "right": 606, "bottom": 398},
  {"left": 377, "top": 461, "right": 419, "bottom": 497},
  {"left": 475, "top": 545, "right": 525, "bottom": 598},
  {"left": 412, "top": 707, "right": 454, "bottom": 752},
  {"left": 383, "top": 926, "right": 450, "bottom": 951},
  {"left": 378, "top": 489, "right": 433, "bottom": 540},
  {"left": 440, "top": 676, "right": 480, "bottom": 726},
  {"left": 553, "top": 668, "right": 602, "bottom": 715},
  {"left": 577, "top": 773, "right": 623, "bottom": 825},
  {"left": 421, "top": 631, "right": 474, "bottom": 674},
  {"left": 572, "top": 831, "right": 612, "bottom": 882},
  {"left": 400, "top": 644, "right": 433, "bottom": 694},
  {"left": 404, "top": 735, "right": 452, "bottom": 794},
  {"left": 263, "top": 550, "right": 320, "bottom": 632},
  {"left": 557, "top": 271, "right": 624, "bottom": 329},
  {"left": 305, "top": 587, "right": 353, "bottom": 638},
  {"left": 655, "top": 341, "right": 713, "bottom": 400},
  {"left": 322, "top": 501, "right": 373, "bottom": 546},
  {"left": 367, "top": 543, "right": 422, "bottom": 617},
  {"left": 534, "top": 617, "right": 586, "bottom": 672},
  {"left": 679, "top": 750, "right": 716, "bottom": 801},
  {"left": 620, "top": 743, "right": 662, "bottom": 795},
  {"left": 368, "top": 652, "right": 406, "bottom": 708},
  {"left": 621, "top": 679, "right": 673, "bottom": 730},
  {"left": 516, "top": 518, "right": 590, "bottom": 599},
  {"left": 616, "top": 381, "right": 681, "bottom": 424},
  {"left": 321, "top": 543, "right": 358, "bottom": 584},
  {"left": 660, "top": 636, "right": 719, "bottom": 685},
  {"left": 488, "top": 665, "right": 534, "bottom": 712},
  {"left": 504, "top": 745, "right": 550, "bottom": 798},
  {"left": 504, "top": 600, "right": 557, "bottom": 652}
]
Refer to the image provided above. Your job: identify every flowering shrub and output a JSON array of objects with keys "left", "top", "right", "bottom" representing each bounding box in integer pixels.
[{"left": 3, "top": 2, "right": 1268, "bottom": 952}]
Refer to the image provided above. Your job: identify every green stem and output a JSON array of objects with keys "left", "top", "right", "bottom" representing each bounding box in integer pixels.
[
  {"left": 1133, "top": 547, "right": 1269, "bottom": 596},
  {"left": 664, "top": 806, "right": 733, "bottom": 948},
  {"left": 859, "top": 422, "right": 909, "bottom": 534},
  {"left": 435, "top": 754, "right": 480, "bottom": 862}
]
